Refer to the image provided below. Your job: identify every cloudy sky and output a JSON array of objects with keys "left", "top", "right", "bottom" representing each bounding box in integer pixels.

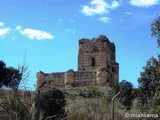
[{"left": 0, "top": 0, "right": 160, "bottom": 89}]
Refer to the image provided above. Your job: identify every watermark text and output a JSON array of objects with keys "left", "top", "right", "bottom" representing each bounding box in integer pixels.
[{"left": 125, "top": 113, "right": 158, "bottom": 118}]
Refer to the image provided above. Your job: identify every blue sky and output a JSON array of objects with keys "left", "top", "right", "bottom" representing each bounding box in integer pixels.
[{"left": 0, "top": 0, "right": 160, "bottom": 90}]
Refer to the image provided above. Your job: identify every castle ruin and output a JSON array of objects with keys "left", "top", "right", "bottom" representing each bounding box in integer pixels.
[{"left": 37, "top": 35, "right": 119, "bottom": 88}]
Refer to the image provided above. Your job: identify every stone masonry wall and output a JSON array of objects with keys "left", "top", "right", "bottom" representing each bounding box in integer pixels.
[
  {"left": 37, "top": 70, "right": 97, "bottom": 88},
  {"left": 36, "top": 35, "right": 119, "bottom": 88},
  {"left": 37, "top": 71, "right": 65, "bottom": 88}
]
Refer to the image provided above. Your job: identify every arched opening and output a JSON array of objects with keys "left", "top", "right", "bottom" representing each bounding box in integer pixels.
[{"left": 92, "top": 58, "right": 96, "bottom": 66}]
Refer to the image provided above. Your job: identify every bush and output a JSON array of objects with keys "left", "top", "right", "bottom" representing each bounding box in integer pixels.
[{"left": 39, "top": 88, "right": 66, "bottom": 120}]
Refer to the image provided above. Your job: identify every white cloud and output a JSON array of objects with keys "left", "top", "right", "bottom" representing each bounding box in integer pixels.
[
  {"left": 0, "top": 22, "right": 11, "bottom": 37},
  {"left": 130, "top": 0, "right": 159, "bottom": 7},
  {"left": 99, "top": 17, "right": 111, "bottom": 23},
  {"left": 126, "top": 12, "right": 132, "bottom": 15},
  {"left": 0, "top": 22, "right": 4, "bottom": 27},
  {"left": 20, "top": 28, "right": 54, "bottom": 40},
  {"left": 65, "top": 29, "right": 76, "bottom": 35},
  {"left": 82, "top": 0, "right": 108, "bottom": 16},
  {"left": 110, "top": 1, "right": 120, "bottom": 9},
  {"left": 0, "top": 28, "right": 10, "bottom": 36},
  {"left": 81, "top": 0, "right": 120, "bottom": 16},
  {"left": 16, "top": 26, "right": 22, "bottom": 30}
]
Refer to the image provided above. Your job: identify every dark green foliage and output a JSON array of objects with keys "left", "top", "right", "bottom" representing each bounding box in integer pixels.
[
  {"left": 40, "top": 88, "right": 66, "bottom": 120},
  {"left": 117, "top": 80, "right": 134, "bottom": 110},
  {"left": 138, "top": 56, "right": 160, "bottom": 113},
  {"left": 0, "top": 60, "right": 6, "bottom": 87},
  {"left": 135, "top": 15, "right": 160, "bottom": 113},
  {"left": 151, "top": 15, "right": 160, "bottom": 47},
  {"left": 0, "top": 60, "right": 22, "bottom": 89}
]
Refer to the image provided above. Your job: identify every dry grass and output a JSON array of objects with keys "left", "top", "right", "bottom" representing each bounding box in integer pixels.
[
  {"left": 0, "top": 85, "right": 142, "bottom": 120},
  {"left": 0, "top": 89, "right": 35, "bottom": 120}
]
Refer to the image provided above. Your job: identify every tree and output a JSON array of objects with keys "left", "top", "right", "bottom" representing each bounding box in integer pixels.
[
  {"left": 135, "top": 15, "right": 160, "bottom": 113},
  {"left": 39, "top": 88, "right": 66, "bottom": 120},
  {"left": 0, "top": 60, "right": 22, "bottom": 89},
  {"left": 151, "top": 15, "right": 160, "bottom": 47},
  {"left": 0, "top": 60, "right": 6, "bottom": 87},
  {"left": 138, "top": 56, "right": 160, "bottom": 113},
  {"left": 117, "top": 80, "right": 134, "bottom": 110}
]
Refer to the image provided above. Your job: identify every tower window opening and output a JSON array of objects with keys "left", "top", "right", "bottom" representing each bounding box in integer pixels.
[
  {"left": 107, "top": 64, "right": 110, "bottom": 69},
  {"left": 112, "top": 67, "right": 116, "bottom": 72},
  {"left": 92, "top": 58, "right": 96, "bottom": 66}
]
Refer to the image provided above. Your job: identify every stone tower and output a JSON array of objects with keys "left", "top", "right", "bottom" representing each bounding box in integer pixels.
[{"left": 78, "top": 35, "right": 119, "bottom": 84}]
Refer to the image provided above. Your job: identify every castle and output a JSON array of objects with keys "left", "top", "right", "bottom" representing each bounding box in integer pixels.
[{"left": 37, "top": 35, "right": 119, "bottom": 88}]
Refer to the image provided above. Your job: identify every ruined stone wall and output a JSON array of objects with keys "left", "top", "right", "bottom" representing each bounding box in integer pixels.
[
  {"left": 37, "top": 70, "right": 97, "bottom": 87},
  {"left": 37, "top": 69, "right": 114, "bottom": 88},
  {"left": 72, "top": 71, "right": 97, "bottom": 87},
  {"left": 36, "top": 35, "right": 119, "bottom": 88},
  {"left": 37, "top": 71, "right": 65, "bottom": 88}
]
